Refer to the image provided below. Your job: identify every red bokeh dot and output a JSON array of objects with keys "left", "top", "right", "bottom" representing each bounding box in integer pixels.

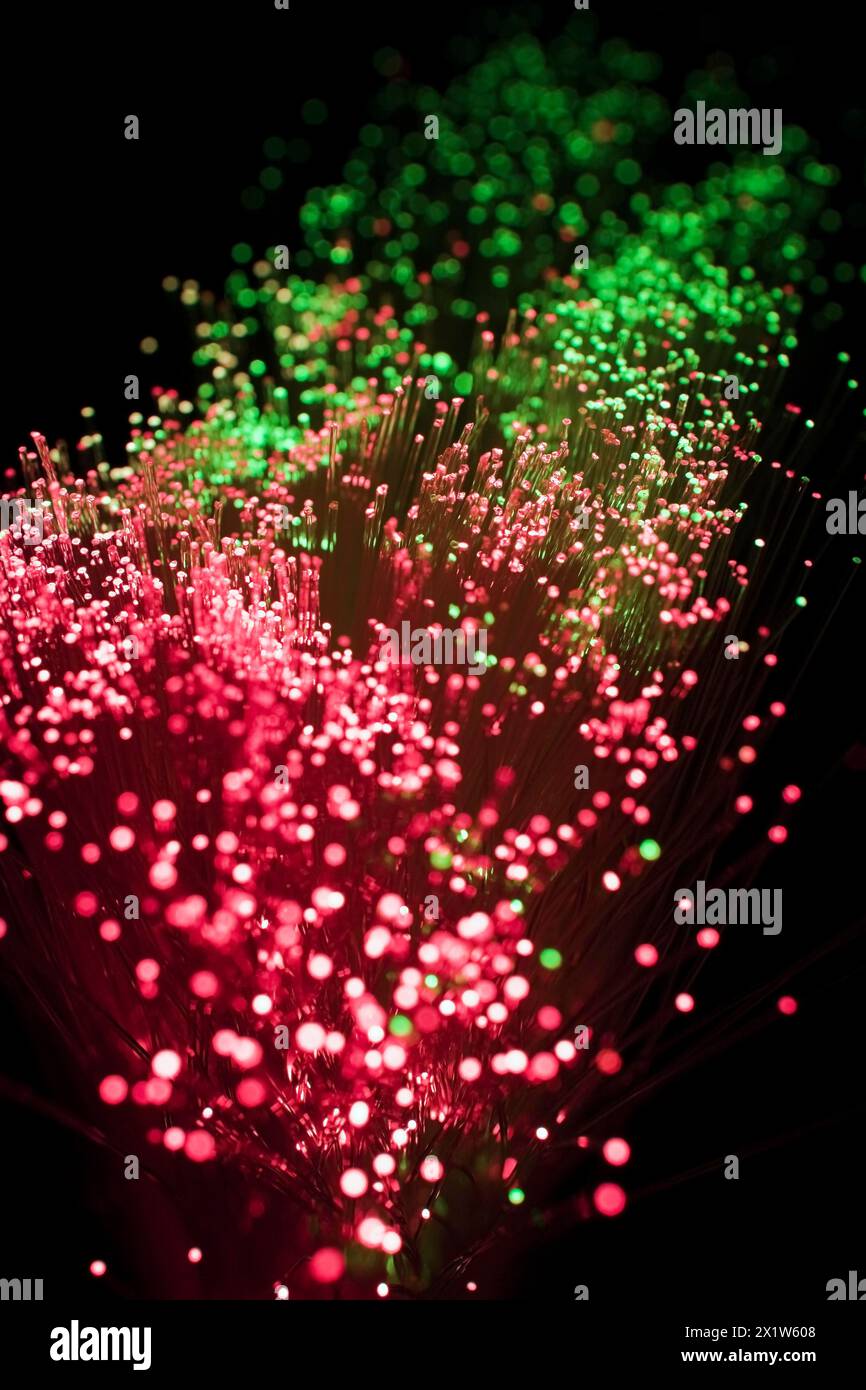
[
  {"left": 634, "top": 943, "right": 658, "bottom": 967},
  {"left": 596, "top": 1048, "right": 622, "bottom": 1075},
  {"left": 149, "top": 860, "right": 177, "bottom": 890},
  {"left": 151, "top": 1049, "right": 182, "bottom": 1080},
  {"left": 109, "top": 825, "right": 135, "bottom": 852},
  {"left": 340, "top": 1168, "right": 368, "bottom": 1198},
  {"left": 184, "top": 1131, "right": 216, "bottom": 1163},
  {"left": 594, "top": 1182, "right": 627, "bottom": 1216},
  {"left": 309, "top": 1248, "right": 346, "bottom": 1284},
  {"left": 602, "top": 1138, "right": 631, "bottom": 1167},
  {"left": 99, "top": 1075, "right": 128, "bottom": 1105},
  {"left": 190, "top": 970, "right": 219, "bottom": 999},
  {"left": 237, "top": 1078, "right": 267, "bottom": 1107}
]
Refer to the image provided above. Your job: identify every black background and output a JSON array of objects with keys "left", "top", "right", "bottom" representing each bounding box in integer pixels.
[{"left": 2, "top": 0, "right": 864, "bottom": 1311}]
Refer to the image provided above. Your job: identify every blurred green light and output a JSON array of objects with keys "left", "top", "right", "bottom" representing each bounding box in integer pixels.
[{"left": 539, "top": 948, "right": 562, "bottom": 970}]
